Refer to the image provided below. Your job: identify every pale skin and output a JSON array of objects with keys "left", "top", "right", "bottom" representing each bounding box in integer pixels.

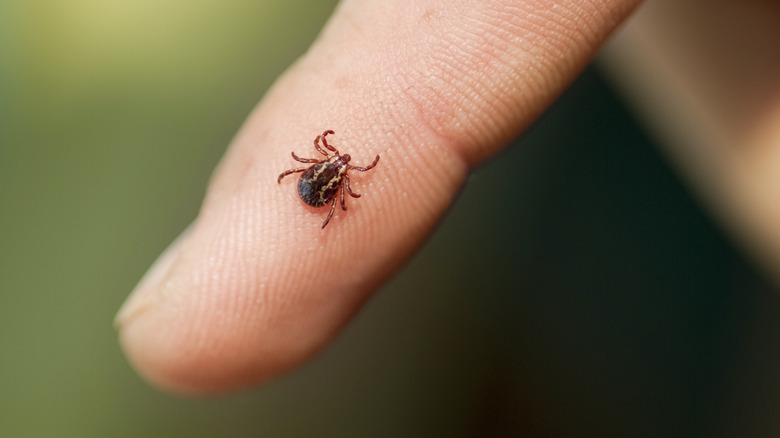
[{"left": 115, "top": 0, "right": 647, "bottom": 395}]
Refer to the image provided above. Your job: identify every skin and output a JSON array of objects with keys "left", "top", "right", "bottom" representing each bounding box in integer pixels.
[
  {"left": 115, "top": 0, "right": 643, "bottom": 395},
  {"left": 601, "top": 1, "right": 780, "bottom": 285}
]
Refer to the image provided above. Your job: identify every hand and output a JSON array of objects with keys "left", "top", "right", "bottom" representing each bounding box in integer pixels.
[
  {"left": 601, "top": 1, "right": 780, "bottom": 283},
  {"left": 115, "top": 0, "right": 642, "bottom": 395}
]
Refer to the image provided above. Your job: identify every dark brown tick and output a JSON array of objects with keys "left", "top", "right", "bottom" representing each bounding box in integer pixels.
[{"left": 278, "top": 130, "right": 380, "bottom": 228}]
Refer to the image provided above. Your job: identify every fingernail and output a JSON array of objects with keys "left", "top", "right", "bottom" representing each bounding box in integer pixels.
[{"left": 114, "top": 225, "right": 192, "bottom": 329}]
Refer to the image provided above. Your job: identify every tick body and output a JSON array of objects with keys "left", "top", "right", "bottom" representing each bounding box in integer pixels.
[{"left": 278, "top": 130, "right": 380, "bottom": 228}]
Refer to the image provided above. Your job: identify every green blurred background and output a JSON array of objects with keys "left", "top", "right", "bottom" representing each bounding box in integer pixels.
[{"left": 3, "top": 1, "right": 780, "bottom": 437}]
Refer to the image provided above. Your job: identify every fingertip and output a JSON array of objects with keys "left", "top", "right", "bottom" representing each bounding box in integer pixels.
[{"left": 119, "top": 313, "right": 288, "bottom": 395}]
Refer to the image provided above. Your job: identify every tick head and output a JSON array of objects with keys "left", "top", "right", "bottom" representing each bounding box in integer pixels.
[{"left": 341, "top": 154, "right": 351, "bottom": 163}]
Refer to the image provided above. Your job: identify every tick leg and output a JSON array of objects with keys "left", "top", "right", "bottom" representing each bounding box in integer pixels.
[
  {"left": 277, "top": 167, "right": 307, "bottom": 183},
  {"left": 291, "top": 151, "right": 319, "bottom": 163},
  {"left": 349, "top": 155, "right": 380, "bottom": 172},
  {"left": 340, "top": 181, "right": 348, "bottom": 211},
  {"left": 322, "top": 196, "right": 338, "bottom": 229},
  {"left": 313, "top": 134, "right": 330, "bottom": 157},
  {"left": 345, "top": 174, "right": 361, "bottom": 198},
  {"left": 320, "top": 130, "right": 339, "bottom": 154}
]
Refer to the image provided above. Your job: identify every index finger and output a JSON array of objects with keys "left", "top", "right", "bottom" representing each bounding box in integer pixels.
[{"left": 116, "top": 0, "right": 642, "bottom": 395}]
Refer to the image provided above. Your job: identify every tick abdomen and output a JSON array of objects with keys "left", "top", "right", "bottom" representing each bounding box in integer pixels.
[{"left": 297, "top": 157, "right": 348, "bottom": 207}]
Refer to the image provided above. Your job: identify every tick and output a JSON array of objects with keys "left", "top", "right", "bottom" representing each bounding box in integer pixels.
[{"left": 278, "top": 130, "right": 380, "bottom": 228}]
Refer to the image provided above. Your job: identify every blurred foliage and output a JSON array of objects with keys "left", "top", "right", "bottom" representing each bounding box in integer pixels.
[{"left": 3, "top": 1, "right": 780, "bottom": 437}]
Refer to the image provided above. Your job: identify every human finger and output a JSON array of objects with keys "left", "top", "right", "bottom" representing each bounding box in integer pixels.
[{"left": 116, "top": 0, "right": 642, "bottom": 395}]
